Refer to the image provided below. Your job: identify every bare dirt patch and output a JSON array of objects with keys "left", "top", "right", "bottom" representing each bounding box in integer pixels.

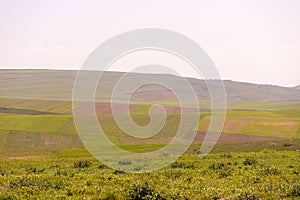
[{"left": 268, "top": 121, "right": 297, "bottom": 126}]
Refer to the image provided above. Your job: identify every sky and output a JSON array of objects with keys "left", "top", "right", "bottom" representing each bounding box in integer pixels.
[{"left": 0, "top": 0, "right": 299, "bottom": 87}]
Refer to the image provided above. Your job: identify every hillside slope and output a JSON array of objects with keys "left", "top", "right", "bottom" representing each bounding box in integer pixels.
[
  {"left": 0, "top": 69, "right": 300, "bottom": 103},
  {"left": 294, "top": 85, "right": 300, "bottom": 90}
]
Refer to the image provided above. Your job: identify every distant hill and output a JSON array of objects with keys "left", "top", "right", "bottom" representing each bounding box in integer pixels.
[
  {"left": 294, "top": 85, "right": 300, "bottom": 90},
  {"left": 0, "top": 69, "right": 300, "bottom": 103}
]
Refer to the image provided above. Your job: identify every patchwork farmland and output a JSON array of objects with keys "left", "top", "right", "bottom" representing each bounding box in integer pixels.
[{"left": 0, "top": 70, "right": 299, "bottom": 199}]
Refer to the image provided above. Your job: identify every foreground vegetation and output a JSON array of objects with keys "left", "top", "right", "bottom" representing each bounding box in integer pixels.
[
  {"left": 0, "top": 150, "right": 299, "bottom": 199},
  {"left": 0, "top": 95, "right": 299, "bottom": 199}
]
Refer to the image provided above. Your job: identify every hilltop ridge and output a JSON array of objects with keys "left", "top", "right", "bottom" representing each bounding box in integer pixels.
[{"left": 0, "top": 69, "right": 300, "bottom": 103}]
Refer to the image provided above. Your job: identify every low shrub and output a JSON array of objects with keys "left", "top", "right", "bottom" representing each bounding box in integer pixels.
[
  {"left": 98, "top": 164, "right": 107, "bottom": 169},
  {"left": 0, "top": 169, "right": 6, "bottom": 176},
  {"left": 0, "top": 193, "right": 18, "bottom": 200},
  {"left": 238, "top": 193, "right": 259, "bottom": 200},
  {"left": 244, "top": 157, "right": 258, "bottom": 166},
  {"left": 129, "top": 182, "right": 166, "bottom": 200},
  {"left": 26, "top": 166, "right": 45, "bottom": 174},
  {"left": 261, "top": 166, "right": 280, "bottom": 176},
  {"left": 288, "top": 184, "right": 300, "bottom": 197},
  {"left": 54, "top": 169, "right": 73, "bottom": 177},
  {"left": 74, "top": 160, "right": 91, "bottom": 168},
  {"left": 220, "top": 153, "right": 233, "bottom": 158},
  {"left": 9, "top": 176, "right": 67, "bottom": 190},
  {"left": 209, "top": 162, "right": 227, "bottom": 170},
  {"left": 208, "top": 162, "right": 233, "bottom": 178},
  {"left": 171, "top": 162, "right": 195, "bottom": 169},
  {"left": 113, "top": 170, "right": 125, "bottom": 174}
]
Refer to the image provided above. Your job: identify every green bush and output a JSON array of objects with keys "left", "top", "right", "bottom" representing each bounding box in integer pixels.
[
  {"left": 74, "top": 160, "right": 91, "bottom": 168},
  {"left": 238, "top": 193, "right": 259, "bottom": 200},
  {"left": 244, "top": 157, "right": 258, "bottom": 166},
  {"left": 288, "top": 184, "right": 300, "bottom": 197},
  {"left": 0, "top": 193, "right": 18, "bottom": 200},
  {"left": 0, "top": 169, "right": 6, "bottom": 176},
  {"left": 129, "top": 182, "right": 166, "bottom": 200},
  {"left": 261, "top": 166, "right": 280, "bottom": 176},
  {"left": 209, "top": 162, "right": 227, "bottom": 170},
  {"left": 9, "top": 176, "right": 67, "bottom": 190},
  {"left": 171, "top": 162, "right": 195, "bottom": 169},
  {"left": 113, "top": 169, "right": 126, "bottom": 174},
  {"left": 26, "top": 166, "right": 45, "bottom": 174},
  {"left": 98, "top": 164, "right": 107, "bottom": 169},
  {"left": 54, "top": 169, "right": 73, "bottom": 177},
  {"left": 220, "top": 153, "right": 233, "bottom": 158},
  {"left": 208, "top": 162, "right": 233, "bottom": 178}
]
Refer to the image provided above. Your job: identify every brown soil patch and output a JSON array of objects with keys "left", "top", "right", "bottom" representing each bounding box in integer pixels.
[{"left": 266, "top": 121, "right": 297, "bottom": 126}]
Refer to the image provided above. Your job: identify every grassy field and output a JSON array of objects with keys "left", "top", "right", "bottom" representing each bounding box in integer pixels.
[
  {"left": 0, "top": 99, "right": 299, "bottom": 152},
  {"left": 0, "top": 151, "right": 299, "bottom": 199},
  {"left": 0, "top": 97, "right": 300, "bottom": 199}
]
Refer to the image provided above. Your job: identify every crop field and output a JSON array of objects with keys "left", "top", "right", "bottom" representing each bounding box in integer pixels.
[
  {"left": 0, "top": 99, "right": 299, "bottom": 150},
  {"left": 0, "top": 96, "right": 300, "bottom": 199}
]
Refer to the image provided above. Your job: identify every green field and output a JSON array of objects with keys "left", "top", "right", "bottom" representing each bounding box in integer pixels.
[
  {"left": 0, "top": 98, "right": 299, "bottom": 152},
  {"left": 0, "top": 151, "right": 299, "bottom": 199},
  {"left": 0, "top": 97, "right": 300, "bottom": 199}
]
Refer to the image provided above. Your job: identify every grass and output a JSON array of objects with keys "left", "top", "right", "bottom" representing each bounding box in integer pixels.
[
  {"left": 0, "top": 100, "right": 299, "bottom": 153},
  {"left": 0, "top": 114, "right": 72, "bottom": 133},
  {"left": 0, "top": 98, "right": 73, "bottom": 114},
  {"left": 0, "top": 151, "right": 299, "bottom": 199},
  {"left": 0, "top": 138, "right": 299, "bottom": 158},
  {"left": 199, "top": 111, "right": 300, "bottom": 138},
  {"left": 0, "top": 107, "right": 60, "bottom": 115},
  {"left": 228, "top": 101, "right": 300, "bottom": 110},
  {"left": 0, "top": 71, "right": 300, "bottom": 198},
  {"left": 0, "top": 97, "right": 299, "bottom": 199}
]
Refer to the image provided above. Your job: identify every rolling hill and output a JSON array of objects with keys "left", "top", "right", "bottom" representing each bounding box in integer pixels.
[
  {"left": 0, "top": 69, "right": 299, "bottom": 154},
  {"left": 294, "top": 85, "right": 300, "bottom": 90},
  {"left": 0, "top": 69, "right": 300, "bottom": 103}
]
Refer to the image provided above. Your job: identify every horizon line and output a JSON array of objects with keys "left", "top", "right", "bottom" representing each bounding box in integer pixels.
[{"left": 0, "top": 67, "right": 298, "bottom": 88}]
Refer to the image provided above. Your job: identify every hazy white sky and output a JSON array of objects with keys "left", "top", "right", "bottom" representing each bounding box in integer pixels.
[{"left": 0, "top": 0, "right": 299, "bottom": 86}]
